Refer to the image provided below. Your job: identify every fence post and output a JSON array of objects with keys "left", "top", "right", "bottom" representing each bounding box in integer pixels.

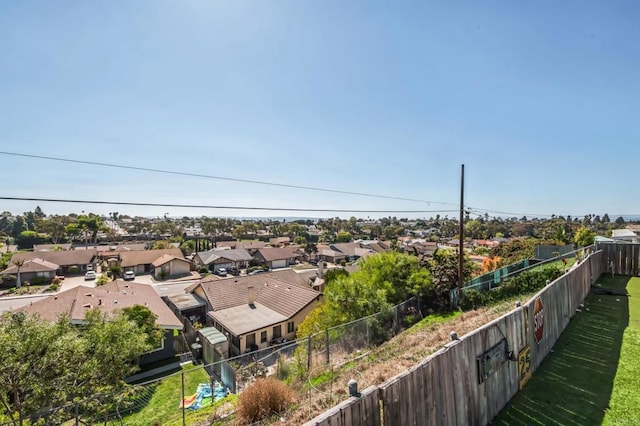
[
  {"left": 325, "top": 329, "right": 330, "bottom": 365},
  {"left": 181, "top": 371, "right": 186, "bottom": 426},
  {"left": 366, "top": 319, "right": 370, "bottom": 347},
  {"left": 307, "top": 335, "right": 312, "bottom": 369}
]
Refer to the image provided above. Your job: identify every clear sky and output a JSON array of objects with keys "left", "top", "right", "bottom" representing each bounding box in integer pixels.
[{"left": 1, "top": 1, "right": 638, "bottom": 219}]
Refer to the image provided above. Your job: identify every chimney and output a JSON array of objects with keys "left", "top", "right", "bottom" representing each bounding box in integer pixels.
[{"left": 247, "top": 285, "right": 255, "bottom": 306}]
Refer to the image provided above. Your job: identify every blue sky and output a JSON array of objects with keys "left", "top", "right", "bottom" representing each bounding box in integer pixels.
[{"left": 1, "top": 1, "right": 638, "bottom": 219}]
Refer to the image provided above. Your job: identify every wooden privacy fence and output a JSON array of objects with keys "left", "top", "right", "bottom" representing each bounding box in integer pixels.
[
  {"left": 597, "top": 241, "right": 640, "bottom": 276},
  {"left": 305, "top": 250, "right": 604, "bottom": 426}
]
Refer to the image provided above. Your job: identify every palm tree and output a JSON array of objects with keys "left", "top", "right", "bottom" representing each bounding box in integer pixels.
[{"left": 13, "top": 259, "right": 25, "bottom": 288}]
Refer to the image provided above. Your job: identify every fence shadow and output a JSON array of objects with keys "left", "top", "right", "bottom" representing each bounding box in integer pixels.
[{"left": 491, "top": 275, "right": 630, "bottom": 425}]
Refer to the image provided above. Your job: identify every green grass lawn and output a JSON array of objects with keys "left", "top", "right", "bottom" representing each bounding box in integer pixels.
[
  {"left": 122, "top": 365, "right": 221, "bottom": 426},
  {"left": 492, "top": 275, "right": 640, "bottom": 425}
]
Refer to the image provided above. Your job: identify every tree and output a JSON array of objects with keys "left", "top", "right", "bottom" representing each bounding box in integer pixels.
[
  {"left": 152, "top": 240, "right": 172, "bottom": 250},
  {"left": 424, "top": 250, "right": 474, "bottom": 312},
  {"left": 335, "top": 231, "right": 352, "bottom": 243},
  {"left": 0, "top": 308, "right": 155, "bottom": 424},
  {"left": 574, "top": 227, "right": 596, "bottom": 248},
  {"left": 13, "top": 259, "right": 25, "bottom": 288}
]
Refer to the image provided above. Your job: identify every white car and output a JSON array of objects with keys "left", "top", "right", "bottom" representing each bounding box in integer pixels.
[
  {"left": 123, "top": 271, "right": 135, "bottom": 281},
  {"left": 84, "top": 271, "right": 97, "bottom": 280}
]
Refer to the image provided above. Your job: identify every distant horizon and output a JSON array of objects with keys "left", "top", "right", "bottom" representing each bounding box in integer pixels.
[{"left": 2, "top": 2, "right": 638, "bottom": 219}]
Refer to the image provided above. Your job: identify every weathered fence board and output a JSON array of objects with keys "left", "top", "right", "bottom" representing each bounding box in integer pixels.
[{"left": 305, "top": 250, "right": 607, "bottom": 426}]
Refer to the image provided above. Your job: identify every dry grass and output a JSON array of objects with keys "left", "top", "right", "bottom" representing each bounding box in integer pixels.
[
  {"left": 282, "top": 301, "right": 519, "bottom": 425},
  {"left": 236, "top": 377, "right": 293, "bottom": 424}
]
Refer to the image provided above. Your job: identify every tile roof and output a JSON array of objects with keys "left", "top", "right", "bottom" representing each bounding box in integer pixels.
[
  {"left": 119, "top": 248, "right": 184, "bottom": 267},
  {"left": 10, "top": 250, "right": 96, "bottom": 267},
  {"left": 192, "top": 271, "right": 319, "bottom": 317},
  {"left": 17, "top": 280, "right": 183, "bottom": 329}
]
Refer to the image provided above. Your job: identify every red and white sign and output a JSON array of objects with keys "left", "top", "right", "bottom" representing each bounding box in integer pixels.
[{"left": 533, "top": 297, "right": 544, "bottom": 344}]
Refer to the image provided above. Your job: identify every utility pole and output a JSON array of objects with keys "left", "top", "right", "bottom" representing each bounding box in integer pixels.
[{"left": 458, "top": 164, "right": 465, "bottom": 295}]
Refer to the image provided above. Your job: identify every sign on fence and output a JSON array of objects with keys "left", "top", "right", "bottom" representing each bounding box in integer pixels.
[
  {"left": 476, "top": 338, "right": 508, "bottom": 384},
  {"left": 533, "top": 297, "right": 545, "bottom": 344},
  {"left": 518, "top": 345, "right": 532, "bottom": 390}
]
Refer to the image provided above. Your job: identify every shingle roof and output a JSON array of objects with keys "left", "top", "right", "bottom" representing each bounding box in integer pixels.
[
  {"left": 10, "top": 250, "right": 96, "bottom": 267},
  {"left": 1, "top": 258, "right": 59, "bottom": 274},
  {"left": 152, "top": 254, "right": 191, "bottom": 268},
  {"left": 196, "top": 248, "right": 253, "bottom": 265},
  {"left": 192, "top": 272, "right": 319, "bottom": 318},
  {"left": 256, "top": 247, "right": 301, "bottom": 262},
  {"left": 209, "top": 303, "right": 287, "bottom": 336},
  {"left": 17, "top": 280, "right": 183, "bottom": 329},
  {"left": 119, "top": 248, "right": 184, "bottom": 267}
]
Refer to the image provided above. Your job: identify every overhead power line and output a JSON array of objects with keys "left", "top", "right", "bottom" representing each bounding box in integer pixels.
[
  {"left": 0, "top": 151, "right": 458, "bottom": 206},
  {"left": 0, "top": 196, "right": 459, "bottom": 214}
]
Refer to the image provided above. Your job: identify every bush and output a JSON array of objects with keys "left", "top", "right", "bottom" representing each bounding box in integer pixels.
[
  {"left": 236, "top": 377, "right": 293, "bottom": 423},
  {"left": 198, "top": 266, "right": 209, "bottom": 274},
  {"left": 69, "top": 266, "right": 79, "bottom": 275},
  {"left": 96, "top": 274, "right": 109, "bottom": 286},
  {"left": 30, "top": 276, "right": 46, "bottom": 285},
  {"left": 2, "top": 274, "right": 17, "bottom": 283},
  {"left": 48, "top": 283, "right": 59, "bottom": 292},
  {"left": 52, "top": 277, "right": 62, "bottom": 286},
  {"left": 459, "top": 267, "right": 564, "bottom": 311},
  {"left": 109, "top": 265, "right": 122, "bottom": 277}
]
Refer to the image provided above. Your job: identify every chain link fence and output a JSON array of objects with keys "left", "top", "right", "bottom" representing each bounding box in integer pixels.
[{"left": 1, "top": 297, "right": 422, "bottom": 425}]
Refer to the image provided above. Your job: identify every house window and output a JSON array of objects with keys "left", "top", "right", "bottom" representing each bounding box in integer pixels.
[
  {"left": 287, "top": 321, "right": 295, "bottom": 334},
  {"left": 147, "top": 337, "right": 165, "bottom": 353},
  {"left": 261, "top": 331, "right": 267, "bottom": 343},
  {"left": 272, "top": 325, "right": 282, "bottom": 339}
]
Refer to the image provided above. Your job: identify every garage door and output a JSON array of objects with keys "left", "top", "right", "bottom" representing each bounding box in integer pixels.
[{"left": 272, "top": 259, "right": 287, "bottom": 269}]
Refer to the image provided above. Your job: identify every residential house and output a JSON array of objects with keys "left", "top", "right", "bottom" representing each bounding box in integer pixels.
[
  {"left": 0, "top": 258, "right": 59, "bottom": 284},
  {"left": 193, "top": 248, "right": 254, "bottom": 272},
  {"left": 17, "top": 280, "right": 183, "bottom": 366},
  {"left": 216, "top": 240, "right": 266, "bottom": 255},
  {"left": 173, "top": 272, "right": 321, "bottom": 356},
  {"left": 316, "top": 241, "right": 388, "bottom": 264},
  {"left": 254, "top": 247, "right": 303, "bottom": 269},
  {"left": 611, "top": 229, "right": 639, "bottom": 243},
  {"left": 119, "top": 248, "right": 186, "bottom": 275},
  {"left": 152, "top": 254, "right": 192, "bottom": 279},
  {"left": 7, "top": 250, "right": 97, "bottom": 276},
  {"left": 269, "top": 236, "right": 291, "bottom": 247}
]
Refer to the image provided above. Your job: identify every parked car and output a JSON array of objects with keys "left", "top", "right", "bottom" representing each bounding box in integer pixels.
[
  {"left": 248, "top": 269, "right": 266, "bottom": 276},
  {"left": 123, "top": 271, "right": 135, "bottom": 281},
  {"left": 214, "top": 267, "right": 228, "bottom": 276},
  {"left": 84, "top": 271, "right": 97, "bottom": 280}
]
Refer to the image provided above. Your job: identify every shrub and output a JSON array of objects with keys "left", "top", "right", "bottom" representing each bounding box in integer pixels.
[
  {"left": 236, "top": 377, "right": 293, "bottom": 423},
  {"left": 48, "top": 283, "right": 59, "bottom": 292},
  {"left": 52, "top": 277, "right": 62, "bottom": 286},
  {"left": 96, "top": 274, "right": 109, "bottom": 286},
  {"left": 198, "top": 266, "right": 209, "bottom": 274},
  {"left": 109, "top": 265, "right": 122, "bottom": 277},
  {"left": 69, "top": 266, "right": 79, "bottom": 275},
  {"left": 30, "top": 276, "right": 46, "bottom": 285},
  {"left": 2, "top": 274, "right": 17, "bottom": 283}
]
